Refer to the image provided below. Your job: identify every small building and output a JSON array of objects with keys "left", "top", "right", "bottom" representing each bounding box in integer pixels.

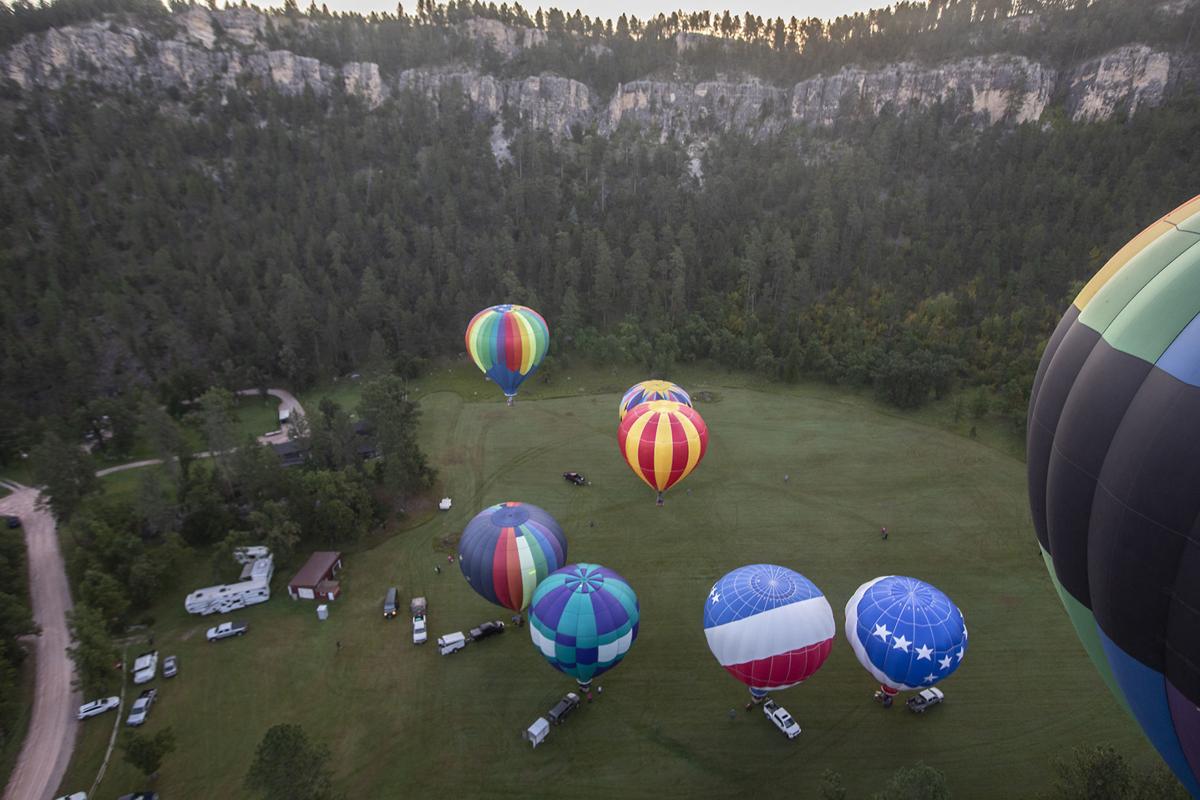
[
  {"left": 288, "top": 551, "right": 343, "bottom": 601},
  {"left": 353, "top": 420, "right": 380, "bottom": 460},
  {"left": 271, "top": 440, "right": 309, "bottom": 469}
]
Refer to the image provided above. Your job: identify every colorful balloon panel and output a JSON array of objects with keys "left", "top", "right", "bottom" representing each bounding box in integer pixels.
[
  {"left": 458, "top": 502, "right": 567, "bottom": 613},
  {"left": 464, "top": 304, "right": 549, "bottom": 399},
  {"left": 528, "top": 563, "right": 639, "bottom": 686},
  {"left": 703, "top": 565, "right": 835, "bottom": 698},
  {"left": 844, "top": 576, "right": 967, "bottom": 693},
  {"left": 1027, "top": 194, "right": 1200, "bottom": 796},
  {"left": 616, "top": 400, "right": 708, "bottom": 495},
  {"left": 619, "top": 380, "right": 692, "bottom": 420}
]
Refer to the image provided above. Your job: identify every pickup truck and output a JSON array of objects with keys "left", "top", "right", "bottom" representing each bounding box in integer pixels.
[
  {"left": 206, "top": 620, "right": 248, "bottom": 642},
  {"left": 412, "top": 597, "right": 428, "bottom": 644},
  {"left": 469, "top": 620, "right": 505, "bottom": 642},
  {"left": 762, "top": 699, "right": 801, "bottom": 739},
  {"left": 131, "top": 651, "right": 158, "bottom": 685},
  {"left": 906, "top": 687, "right": 945, "bottom": 713}
]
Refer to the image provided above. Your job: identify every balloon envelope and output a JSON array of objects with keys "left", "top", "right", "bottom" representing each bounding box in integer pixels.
[
  {"left": 458, "top": 502, "right": 567, "bottom": 613},
  {"left": 1027, "top": 194, "right": 1200, "bottom": 796},
  {"left": 616, "top": 400, "right": 708, "bottom": 498},
  {"left": 703, "top": 564, "right": 835, "bottom": 698},
  {"left": 619, "top": 380, "right": 692, "bottom": 420},
  {"left": 528, "top": 563, "right": 639, "bottom": 687},
  {"left": 844, "top": 575, "right": 967, "bottom": 693},
  {"left": 464, "top": 304, "right": 549, "bottom": 399}
]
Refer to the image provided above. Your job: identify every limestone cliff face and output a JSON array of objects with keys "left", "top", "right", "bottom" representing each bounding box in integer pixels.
[{"left": 1, "top": 9, "right": 1195, "bottom": 142}]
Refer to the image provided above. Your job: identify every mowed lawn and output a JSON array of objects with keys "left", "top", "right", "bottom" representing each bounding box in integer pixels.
[{"left": 61, "top": 381, "right": 1157, "bottom": 799}]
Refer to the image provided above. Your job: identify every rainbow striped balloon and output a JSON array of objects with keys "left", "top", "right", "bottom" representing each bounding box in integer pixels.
[
  {"left": 618, "top": 380, "right": 692, "bottom": 420},
  {"left": 617, "top": 400, "right": 708, "bottom": 504},
  {"left": 458, "top": 502, "right": 568, "bottom": 613},
  {"left": 464, "top": 304, "right": 549, "bottom": 404}
]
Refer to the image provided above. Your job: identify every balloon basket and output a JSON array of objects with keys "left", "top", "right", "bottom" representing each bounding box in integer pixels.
[
  {"left": 506, "top": 395, "right": 514, "bottom": 407},
  {"left": 656, "top": 493, "right": 664, "bottom": 507}
]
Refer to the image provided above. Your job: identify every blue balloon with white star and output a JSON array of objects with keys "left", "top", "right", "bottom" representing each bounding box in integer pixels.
[{"left": 844, "top": 575, "right": 967, "bottom": 692}]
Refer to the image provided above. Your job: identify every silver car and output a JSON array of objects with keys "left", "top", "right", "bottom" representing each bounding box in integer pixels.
[
  {"left": 77, "top": 697, "right": 119, "bottom": 720},
  {"left": 126, "top": 689, "right": 157, "bottom": 726},
  {"left": 162, "top": 655, "right": 178, "bottom": 678}
]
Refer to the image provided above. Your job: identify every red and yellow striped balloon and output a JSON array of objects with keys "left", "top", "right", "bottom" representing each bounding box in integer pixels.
[{"left": 617, "top": 400, "right": 708, "bottom": 504}]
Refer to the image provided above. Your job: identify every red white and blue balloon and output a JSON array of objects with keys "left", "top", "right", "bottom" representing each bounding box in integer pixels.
[
  {"left": 702, "top": 564, "right": 836, "bottom": 699},
  {"left": 845, "top": 575, "right": 967, "bottom": 693}
]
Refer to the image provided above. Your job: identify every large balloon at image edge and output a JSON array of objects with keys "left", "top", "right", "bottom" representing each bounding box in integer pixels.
[
  {"left": 844, "top": 575, "right": 967, "bottom": 693},
  {"left": 528, "top": 563, "right": 639, "bottom": 687},
  {"left": 1026, "top": 194, "right": 1200, "bottom": 797},
  {"left": 618, "top": 380, "right": 693, "bottom": 420},
  {"left": 703, "top": 564, "right": 836, "bottom": 699},
  {"left": 616, "top": 400, "right": 708, "bottom": 499},
  {"left": 457, "top": 502, "right": 568, "bottom": 613},
  {"left": 464, "top": 304, "right": 549, "bottom": 399}
]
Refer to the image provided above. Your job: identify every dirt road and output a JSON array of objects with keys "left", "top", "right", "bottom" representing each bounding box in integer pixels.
[{"left": 0, "top": 484, "right": 81, "bottom": 800}]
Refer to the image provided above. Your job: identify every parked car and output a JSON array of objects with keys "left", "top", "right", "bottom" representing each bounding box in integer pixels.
[
  {"left": 469, "top": 620, "right": 505, "bottom": 641},
  {"left": 162, "top": 655, "right": 178, "bottom": 678},
  {"left": 77, "top": 696, "right": 120, "bottom": 720},
  {"left": 906, "top": 687, "right": 945, "bottom": 713},
  {"left": 131, "top": 651, "right": 158, "bottom": 685},
  {"left": 4, "top": 515, "right": 19, "bottom": 529},
  {"left": 126, "top": 689, "right": 157, "bottom": 727},
  {"left": 53, "top": 793, "right": 87, "bottom": 800},
  {"left": 383, "top": 587, "right": 399, "bottom": 619},
  {"left": 547, "top": 692, "right": 580, "bottom": 725},
  {"left": 117, "top": 794, "right": 159, "bottom": 800},
  {"left": 562, "top": 472, "right": 587, "bottom": 486},
  {"left": 437, "top": 632, "right": 466, "bottom": 655},
  {"left": 411, "top": 596, "right": 428, "bottom": 644},
  {"left": 206, "top": 620, "right": 248, "bottom": 642},
  {"left": 762, "top": 700, "right": 801, "bottom": 739}
]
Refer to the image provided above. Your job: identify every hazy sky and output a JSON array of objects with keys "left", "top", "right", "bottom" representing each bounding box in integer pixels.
[{"left": 310, "top": 0, "right": 881, "bottom": 23}]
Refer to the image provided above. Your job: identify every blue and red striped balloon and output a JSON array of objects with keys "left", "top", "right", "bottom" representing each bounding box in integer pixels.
[
  {"left": 458, "top": 502, "right": 567, "bottom": 613},
  {"left": 703, "top": 564, "right": 836, "bottom": 699}
]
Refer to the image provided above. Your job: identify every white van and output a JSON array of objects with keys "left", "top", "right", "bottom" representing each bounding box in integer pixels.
[{"left": 437, "top": 632, "right": 465, "bottom": 655}]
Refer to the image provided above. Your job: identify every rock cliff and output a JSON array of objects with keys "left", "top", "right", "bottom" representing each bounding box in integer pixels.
[{"left": 2, "top": 9, "right": 1195, "bottom": 142}]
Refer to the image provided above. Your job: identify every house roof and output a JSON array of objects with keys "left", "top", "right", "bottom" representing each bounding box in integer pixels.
[
  {"left": 289, "top": 551, "right": 341, "bottom": 587},
  {"left": 272, "top": 440, "right": 307, "bottom": 457}
]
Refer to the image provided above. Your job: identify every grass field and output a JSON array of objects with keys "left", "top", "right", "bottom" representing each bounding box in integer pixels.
[{"left": 59, "top": 375, "right": 1157, "bottom": 799}]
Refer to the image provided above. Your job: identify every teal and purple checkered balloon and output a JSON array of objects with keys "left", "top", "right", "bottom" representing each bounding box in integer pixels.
[{"left": 528, "top": 563, "right": 639, "bottom": 688}]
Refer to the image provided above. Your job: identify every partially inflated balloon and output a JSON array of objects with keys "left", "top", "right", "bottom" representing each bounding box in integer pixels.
[
  {"left": 458, "top": 502, "right": 567, "bottom": 613},
  {"left": 844, "top": 576, "right": 967, "bottom": 696},
  {"left": 465, "top": 304, "right": 549, "bottom": 404},
  {"left": 619, "top": 380, "right": 692, "bottom": 420},
  {"left": 1028, "top": 195, "right": 1200, "bottom": 796},
  {"left": 703, "top": 564, "right": 835, "bottom": 699},
  {"left": 617, "top": 400, "right": 708, "bottom": 504},
  {"left": 528, "top": 563, "right": 639, "bottom": 689}
]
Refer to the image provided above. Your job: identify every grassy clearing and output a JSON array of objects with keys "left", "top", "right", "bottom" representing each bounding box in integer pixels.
[{"left": 59, "top": 376, "right": 1153, "bottom": 799}]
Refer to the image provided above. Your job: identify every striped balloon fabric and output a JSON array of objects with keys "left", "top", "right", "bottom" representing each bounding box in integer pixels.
[
  {"left": 617, "top": 400, "right": 708, "bottom": 504},
  {"left": 528, "top": 563, "right": 639, "bottom": 689},
  {"left": 703, "top": 565, "right": 835, "bottom": 699},
  {"left": 618, "top": 379, "right": 692, "bottom": 420},
  {"left": 457, "top": 502, "right": 568, "bottom": 613},
  {"left": 464, "top": 304, "right": 549, "bottom": 403},
  {"left": 844, "top": 576, "right": 966, "bottom": 694},
  {"left": 1028, "top": 194, "right": 1200, "bottom": 795}
]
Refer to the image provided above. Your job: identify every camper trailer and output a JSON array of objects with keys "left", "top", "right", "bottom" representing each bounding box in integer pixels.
[{"left": 185, "top": 549, "right": 274, "bottom": 616}]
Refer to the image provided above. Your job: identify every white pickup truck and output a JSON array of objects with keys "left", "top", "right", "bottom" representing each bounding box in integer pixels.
[
  {"left": 206, "top": 620, "right": 248, "bottom": 642},
  {"left": 131, "top": 651, "right": 158, "bottom": 685},
  {"left": 411, "top": 597, "right": 428, "bottom": 644},
  {"left": 762, "top": 700, "right": 801, "bottom": 739}
]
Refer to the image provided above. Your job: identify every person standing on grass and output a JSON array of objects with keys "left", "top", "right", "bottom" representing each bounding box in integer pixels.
[{"left": 881, "top": 526, "right": 888, "bottom": 541}]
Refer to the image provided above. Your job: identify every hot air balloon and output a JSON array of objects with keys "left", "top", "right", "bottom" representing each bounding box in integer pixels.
[
  {"left": 1027, "top": 194, "right": 1200, "bottom": 796},
  {"left": 703, "top": 564, "right": 836, "bottom": 700},
  {"left": 464, "top": 304, "right": 549, "bottom": 405},
  {"left": 528, "top": 563, "right": 639, "bottom": 690},
  {"left": 458, "top": 502, "right": 568, "bottom": 613},
  {"left": 844, "top": 576, "right": 967, "bottom": 708},
  {"left": 619, "top": 380, "right": 692, "bottom": 420},
  {"left": 616, "top": 400, "right": 708, "bottom": 505}
]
